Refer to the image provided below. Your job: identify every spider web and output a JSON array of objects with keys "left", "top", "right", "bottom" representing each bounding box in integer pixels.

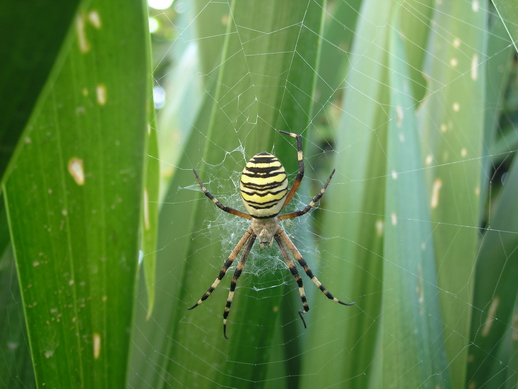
[{"left": 130, "top": 1, "right": 518, "bottom": 388}]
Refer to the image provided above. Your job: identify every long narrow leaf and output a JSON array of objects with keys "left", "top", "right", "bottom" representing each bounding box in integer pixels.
[
  {"left": 467, "top": 156, "right": 518, "bottom": 387},
  {"left": 301, "top": 1, "right": 394, "bottom": 386},
  {"left": 417, "top": 2, "right": 486, "bottom": 385},
  {"left": 379, "top": 8, "right": 450, "bottom": 386},
  {"left": 4, "top": 1, "right": 150, "bottom": 387}
]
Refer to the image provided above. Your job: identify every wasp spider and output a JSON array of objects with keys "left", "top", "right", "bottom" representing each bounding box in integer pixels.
[{"left": 188, "top": 131, "right": 354, "bottom": 338}]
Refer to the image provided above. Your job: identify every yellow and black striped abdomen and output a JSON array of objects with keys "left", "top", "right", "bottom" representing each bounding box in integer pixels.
[{"left": 240, "top": 152, "right": 288, "bottom": 218}]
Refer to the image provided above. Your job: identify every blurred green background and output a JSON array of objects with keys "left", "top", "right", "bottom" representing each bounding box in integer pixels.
[{"left": 1, "top": 0, "right": 518, "bottom": 388}]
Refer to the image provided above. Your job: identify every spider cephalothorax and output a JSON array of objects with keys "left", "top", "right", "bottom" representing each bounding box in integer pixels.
[{"left": 188, "top": 131, "right": 354, "bottom": 338}]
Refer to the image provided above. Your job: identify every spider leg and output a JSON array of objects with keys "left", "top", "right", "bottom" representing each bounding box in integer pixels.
[
  {"left": 279, "top": 131, "right": 304, "bottom": 209},
  {"left": 278, "top": 228, "right": 355, "bottom": 306},
  {"left": 278, "top": 168, "right": 335, "bottom": 221},
  {"left": 223, "top": 234, "right": 256, "bottom": 339},
  {"left": 187, "top": 228, "right": 253, "bottom": 310},
  {"left": 274, "top": 233, "right": 309, "bottom": 328},
  {"left": 193, "top": 169, "right": 252, "bottom": 220}
]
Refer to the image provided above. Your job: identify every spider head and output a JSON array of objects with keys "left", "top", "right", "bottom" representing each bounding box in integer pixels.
[{"left": 251, "top": 217, "right": 279, "bottom": 249}]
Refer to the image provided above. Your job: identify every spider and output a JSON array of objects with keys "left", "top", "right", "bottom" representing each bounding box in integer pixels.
[{"left": 188, "top": 131, "right": 354, "bottom": 338}]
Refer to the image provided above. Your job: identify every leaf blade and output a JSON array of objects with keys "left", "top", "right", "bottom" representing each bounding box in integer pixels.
[
  {"left": 5, "top": 1, "right": 150, "bottom": 387},
  {"left": 380, "top": 10, "right": 450, "bottom": 386}
]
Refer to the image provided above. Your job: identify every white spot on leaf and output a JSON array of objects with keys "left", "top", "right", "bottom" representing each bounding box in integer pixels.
[
  {"left": 471, "top": 54, "right": 479, "bottom": 80},
  {"left": 96, "top": 84, "right": 107, "bottom": 105},
  {"left": 375, "top": 219, "right": 384, "bottom": 236},
  {"left": 391, "top": 213, "right": 397, "bottom": 226},
  {"left": 68, "top": 158, "right": 85, "bottom": 185},
  {"left": 482, "top": 296, "right": 500, "bottom": 336},
  {"left": 396, "top": 106, "right": 404, "bottom": 127},
  {"left": 93, "top": 333, "right": 101, "bottom": 359},
  {"left": 431, "top": 178, "right": 442, "bottom": 209},
  {"left": 88, "top": 10, "right": 101, "bottom": 29},
  {"left": 75, "top": 14, "right": 90, "bottom": 53}
]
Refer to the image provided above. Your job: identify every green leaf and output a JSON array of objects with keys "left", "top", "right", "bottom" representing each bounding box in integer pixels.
[
  {"left": 0, "top": 1, "right": 81, "bottom": 186},
  {"left": 301, "top": 0, "right": 395, "bottom": 386},
  {"left": 492, "top": 0, "right": 518, "bottom": 52},
  {"left": 314, "top": 0, "right": 362, "bottom": 111},
  {"left": 4, "top": 0, "right": 150, "bottom": 387},
  {"left": 0, "top": 247, "right": 35, "bottom": 389},
  {"left": 467, "top": 156, "right": 518, "bottom": 387},
  {"left": 417, "top": 2, "right": 486, "bottom": 386},
  {"left": 378, "top": 7, "right": 449, "bottom": 386},
  {"left": 143, "top": 116, "right": 159, "bottom": 319}
]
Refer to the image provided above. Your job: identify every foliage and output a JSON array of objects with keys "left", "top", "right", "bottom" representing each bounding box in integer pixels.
[{"left": 2, "top": 0, "right": 518, "bottom": 388}]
